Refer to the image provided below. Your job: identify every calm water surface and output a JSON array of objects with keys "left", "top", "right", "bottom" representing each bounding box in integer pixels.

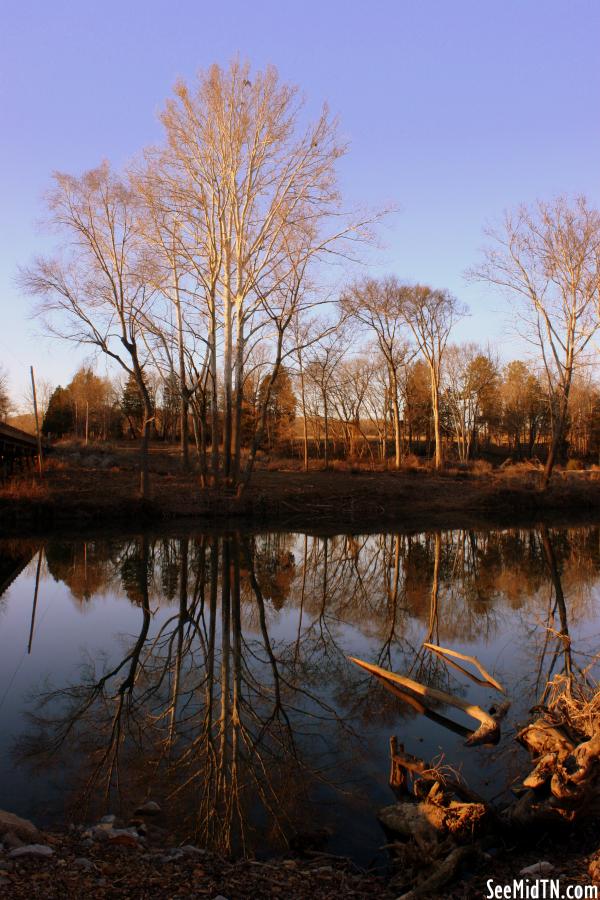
[{"left": 0, "top": 525, "right": 598, "bottom": 864}]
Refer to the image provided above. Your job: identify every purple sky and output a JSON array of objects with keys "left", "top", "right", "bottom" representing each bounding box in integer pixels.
[{"left": 1, "top": 0, "right": 599, "bottom": 404}]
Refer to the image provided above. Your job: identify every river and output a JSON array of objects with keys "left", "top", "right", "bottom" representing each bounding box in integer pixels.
[{"left": 0, "top": 524, "right": 598, "bottom": 865}]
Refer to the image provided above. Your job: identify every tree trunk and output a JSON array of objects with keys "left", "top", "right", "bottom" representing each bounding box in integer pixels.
[
  {"left": 542, "top": 390, "right": 570, "bottom": 489},
  {"left": 431, "top": 370, "right": 443, "bottom": 470},
  {"left": 175, "top": 295, "right": 190, "bottom": 472},
  {"left": 323, "top": 392, "right": 329, "bottom": 470},
  {"left": 390, "top": 369, "right": 402, "bottom": 469},
  {"left": 299, "top": 355, "right": 309, "bottom": 472},
  {"left": 209, "top": 297, "right": 220, "bottom": 487}
]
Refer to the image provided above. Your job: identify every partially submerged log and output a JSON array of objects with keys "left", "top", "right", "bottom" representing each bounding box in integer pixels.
[{"left": 350, "top": 656, "right": 509, "bottom": 745}]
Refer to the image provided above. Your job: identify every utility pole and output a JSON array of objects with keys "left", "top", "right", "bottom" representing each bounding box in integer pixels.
[{"left": 30, "top": 365, "right": 43, "bottom": 476}]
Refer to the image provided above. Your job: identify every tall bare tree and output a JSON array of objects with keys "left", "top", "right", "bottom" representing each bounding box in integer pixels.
[
  {"left": 470, "top": 197, "right": 600, "bottom": 487},
  {"left": 19, "top": 163, "right": 156, "bottom": 496},
  {"left": 401, "top": 285, "right": 466, "bottom": 469},
  {"left": 341, "top": 277, "right": 415, "bottom": 467},
  {"left": 156, "top": 60, "right": 372, "bottom": 491}
]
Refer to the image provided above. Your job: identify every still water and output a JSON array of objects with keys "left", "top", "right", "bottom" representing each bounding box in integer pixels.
[{"left": 0, "top": 525, "right": 598, "bottom": 864}]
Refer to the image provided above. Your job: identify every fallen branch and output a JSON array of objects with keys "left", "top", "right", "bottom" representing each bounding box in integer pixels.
[
  {"left": 423, "top": 642, "right": 505, "bottom": 693},
  {"left": 350, "top": 656, "right": 509, "bottom": 745}
]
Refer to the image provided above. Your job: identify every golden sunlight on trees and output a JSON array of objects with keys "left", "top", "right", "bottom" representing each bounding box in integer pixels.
[
  {"left": 470, "top": 196, "right": 600, "bottom": 487},
  {"left": 15, "top": 61, "right": 600, "bottom": 492},
  {"left": 19, "top": 163, "right": 156, "bottom": 496}
]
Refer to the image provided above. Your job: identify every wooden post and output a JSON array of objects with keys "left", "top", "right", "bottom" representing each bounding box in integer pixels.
[{"left": 30, "top": 366, "right": 43, "bottom": 476}]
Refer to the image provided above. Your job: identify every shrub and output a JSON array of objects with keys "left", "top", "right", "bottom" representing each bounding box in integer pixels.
[
  {"left": 470, "top": 459, "right": 493, "bottom": 476},
  {"left": 401, "top": 454, "right": 421, "bottom": 470}
]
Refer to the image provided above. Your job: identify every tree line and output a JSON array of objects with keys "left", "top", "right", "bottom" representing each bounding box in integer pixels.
[{"left": 16, "top": 60, "right": 600, "bottom": 495}]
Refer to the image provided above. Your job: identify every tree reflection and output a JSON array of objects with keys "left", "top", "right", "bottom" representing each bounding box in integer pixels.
[{"left": 9, "top": 522, "right": 600, "bottom": 855}]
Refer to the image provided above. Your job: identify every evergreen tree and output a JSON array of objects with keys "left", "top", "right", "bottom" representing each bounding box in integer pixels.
[
  {"left": 42, "top": 386, "right": 74, "bottom": 437},
  {"left": 121, "top": 374, "right": 145, "bottom": 438}
]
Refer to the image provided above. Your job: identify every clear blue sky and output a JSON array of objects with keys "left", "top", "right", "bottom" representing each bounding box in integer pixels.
[{"left": 1, "top": 0, "right": 599, "bottom": 404}]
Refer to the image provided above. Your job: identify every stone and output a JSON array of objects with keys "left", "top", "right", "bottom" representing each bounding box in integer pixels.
[
  {"left": 134, "top": 801, "right": 161, "bottom": 817},
  {"left": 83, "top": 826, "right": 109, "bottom": 842},
  {"left": 99, "top": 814, "right": 117, "bottom": 827},
  {"left": 519, "top": 861, "right": 554, "bottom": 876},
  {"left": 181, "top": 845, "right": 206, "bottom": 856},
  {"left": 9, "top": 844, "right": 54, "bottom": 859},
  {"left": 74, "top": 857, "right": 94, "bottom": 870},
  {"left": 0, "top": 811, "right": 40, "bottom": 843},
  {"left": 106, "top": 830, "right": 141, "bottom": 848}
]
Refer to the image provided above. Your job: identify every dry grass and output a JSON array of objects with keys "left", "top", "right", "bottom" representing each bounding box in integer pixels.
[
  {"left": 545, "top": 673, "right": 600, "bottom": 741},
  {"left": 0, "top": 476, "right": 49, "bottom": 500}
]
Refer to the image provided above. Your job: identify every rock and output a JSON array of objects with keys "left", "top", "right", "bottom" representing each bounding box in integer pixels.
[
  {"left": 83, "top": 826, "right": 109, "bottom": 842},
  {"left": 519, "top": 861, "right": 554, "bottom": 875},
  {"left": 181, "top": 845, "right": 206, "bottom": 856},
  {"left": 134, "top": 801, "right": 161, "bottom": 817},
  {"left": 106, "top": 830, "right": 141, "bottom": 848},
  {"left": 2, "top": 831, "right": 24, "bottom": 850},
  {"left": 74, "top": 857, "right": 94, "bottom": 870},
  {"left": 9, "top": 844, "right": 54, "bottom": 859},
  {"left": 98, "top": 814, "right": 117, "bottom": 827},
  {"left": 0, "top": 811, "right": 40, "bottom": 843}
]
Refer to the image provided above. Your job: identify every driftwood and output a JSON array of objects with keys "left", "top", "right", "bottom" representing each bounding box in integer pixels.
[
  {"left": 422, "top": 642, "right": 505, "bottom": 693},
  {"left": 378, "top": 798, "right": 487, "bottom": 845},
  {"left": 369, "top": 653, "right": 600, "bottom": 899},
  {"left": 381, "top": 735, "right": 490, "bottom": 898},
  {"left": 389, "top": 737, "right": 490, "bottom": 807},
  {"left": 350, "top": 656, "right": 509, "bottom": 745},
  {"left": 395, "top": 844, "right": 482, "bottom": 900}
]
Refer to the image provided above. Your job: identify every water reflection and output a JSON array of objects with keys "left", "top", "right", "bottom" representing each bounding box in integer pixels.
[{"left": 1, "top": 524, "right": 599, "bottom": 860}]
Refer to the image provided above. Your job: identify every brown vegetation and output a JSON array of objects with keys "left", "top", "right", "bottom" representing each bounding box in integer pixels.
[{"left": 2, "top": 442, "right": 600, "bottom": 535}]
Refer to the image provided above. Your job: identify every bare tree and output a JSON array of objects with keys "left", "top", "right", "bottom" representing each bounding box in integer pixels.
[
  {"left": 304, "top": 325, "right": 350, "bottom": 468},
  {"left": 470, "top": 197, "right": 600, "bottom": 486},
  {"left": 19, "top": 163, "right": 156, "bottom": 496},
  {"left": 401, "top": 285, "right": 466, "bottom": 469},
  {"left": 341, "top": 277, "right": 414, "bottom": 468},
  {"left": 157, "top": 60, "right": 374, "bottom": 492}
]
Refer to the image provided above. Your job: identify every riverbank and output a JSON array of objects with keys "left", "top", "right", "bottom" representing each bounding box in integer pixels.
[
  {"left": 1, "top": 443, "right": 599, "bottom": 536},
  {"left": 1, "top": 808, "right": 599, "bottom": 899}
]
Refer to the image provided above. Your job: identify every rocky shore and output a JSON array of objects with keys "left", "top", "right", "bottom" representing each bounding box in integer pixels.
[
  {"left": 2, "top": 805, "right": 600, "bottom": 898},
  {"left": 0, "top": 806, "right": 394, "bottom": 899}
]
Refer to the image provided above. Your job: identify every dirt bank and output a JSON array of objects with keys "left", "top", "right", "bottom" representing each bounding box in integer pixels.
[{"left": 1, "top": 444, "right": 600, "bottom": 536}]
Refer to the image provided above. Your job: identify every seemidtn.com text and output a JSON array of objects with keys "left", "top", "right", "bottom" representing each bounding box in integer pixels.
[{"left": 486, "top": 880, "right": 598, "bottom": 899}]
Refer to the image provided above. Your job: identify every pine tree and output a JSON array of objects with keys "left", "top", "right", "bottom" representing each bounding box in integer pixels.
[
  {"left": 121, "top": 374, "right": 145, "bottom": 438},
  {"left": 42, "top": 386, "right": 74, "bottom": 437}
]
